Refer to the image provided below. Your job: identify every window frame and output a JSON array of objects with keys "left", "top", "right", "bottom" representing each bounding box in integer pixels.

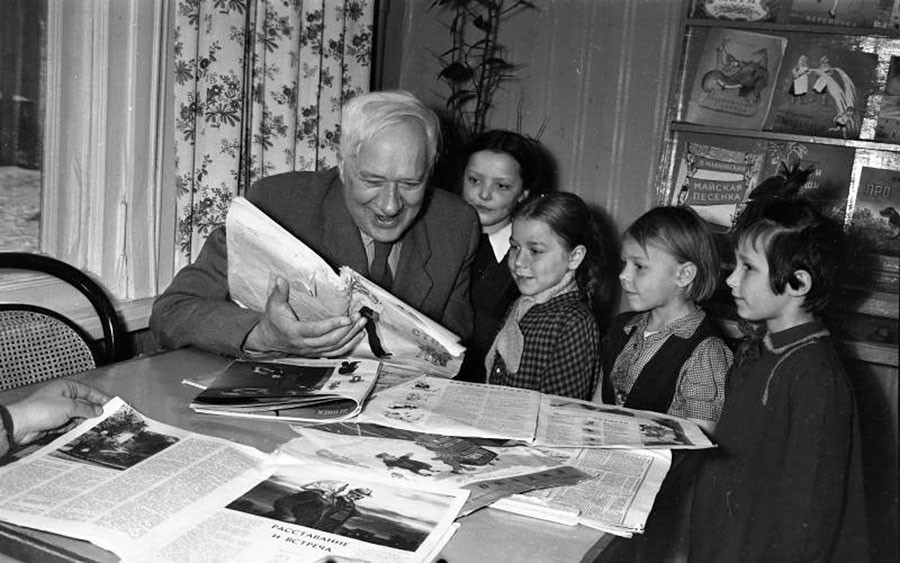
[{"left": 0, "top": 0, "right": 175, "bottom": 335}]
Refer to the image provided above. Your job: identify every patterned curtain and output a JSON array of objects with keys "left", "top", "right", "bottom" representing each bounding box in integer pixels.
[{"left": 172, "top": 0, "right": 373, "bottom": 266}]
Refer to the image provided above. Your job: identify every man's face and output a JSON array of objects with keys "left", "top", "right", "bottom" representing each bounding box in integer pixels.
[{"left": 340, "top": 120, "right": 431, "bottom": 242}]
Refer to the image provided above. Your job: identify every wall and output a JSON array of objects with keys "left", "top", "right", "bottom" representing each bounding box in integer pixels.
[{"left": 378, "top": 0, "right": 685, "bottom": 232}]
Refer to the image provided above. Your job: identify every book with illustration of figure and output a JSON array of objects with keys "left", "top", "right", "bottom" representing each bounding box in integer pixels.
[
  {"left": 225, "top": 197, "right": 465, "bottom": 378},
  {"left": 876, "top": 56, "right": 900, "bottom": 143},
  {"left": 189, "top": 357, "right": 381, "bottom": 423},
  {"left": 763, "top": 35, "right": 878, "bottom": 140},
  {"left": 683, "top": 27, "right": 787, "bottom": 129},
  {"left": 671, "top": 138, "right": 765, "bottom": 229}
]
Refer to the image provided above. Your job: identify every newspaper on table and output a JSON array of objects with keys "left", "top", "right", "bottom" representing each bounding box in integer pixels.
[
  {"left": 357, "top": 376, "right": 715, "bottom": 450},
  {"left": 279, "top": 422, "right": 589, "bottom": 514},
  {"left": 355, "top": 376, "right": 541, "bottom": 443},
  {"left": 226, "top": 197, "right": 464, "bottom": 377},
  {"left": 534, "top": 396, "right": 715, "bottom": 450},
  {"left": 492, "top": 447, "right": 672, "bottom": 538},
  {"left": 0, "top": 398, "right": 467, "bottom": 563},
  {"left": 189, "top": 357, "right": 380, "bottom": 423}
]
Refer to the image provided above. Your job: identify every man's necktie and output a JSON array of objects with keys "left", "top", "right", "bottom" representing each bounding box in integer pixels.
[{"left": 369, "top": 241, "right": 393, "bottom": 290}]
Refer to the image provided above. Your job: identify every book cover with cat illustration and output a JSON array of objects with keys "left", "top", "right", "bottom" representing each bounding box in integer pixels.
[
  {"left": 764, "top": 36, "right": 878, "bottom": 139},
  {"left": 758, "top": 140, "right": 855, "bottom": 222},
  {"left": 684, "top": 28, "right": 787, "bottom": 130}
]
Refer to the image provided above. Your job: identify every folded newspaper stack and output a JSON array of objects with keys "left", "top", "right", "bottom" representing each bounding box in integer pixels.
[
  {"left": 226, "top": 197, "right": 465, "bottom": 377},
  {"left": 189, "top": 358, "right": 380, "bottom": 423}
]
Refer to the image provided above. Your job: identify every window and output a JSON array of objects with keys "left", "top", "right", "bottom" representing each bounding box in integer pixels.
[
  {"left": 0, "top": 0, "right": 43, "bottom": 253},
  {"left": 0, "top": 0, "right": 175, "bottom": 334}
]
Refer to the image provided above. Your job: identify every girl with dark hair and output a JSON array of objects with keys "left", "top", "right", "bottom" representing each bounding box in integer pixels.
[
  {"left": 483, "top": 192, "right": 614, "bottom": 400},
  {"left": 456, "top": 130, "right": 553, "bottom": 382}
]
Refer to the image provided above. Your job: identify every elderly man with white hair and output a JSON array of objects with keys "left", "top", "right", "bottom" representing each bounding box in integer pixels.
[{"left": 150, "top": 91, "right": 480, "bottom": 359}]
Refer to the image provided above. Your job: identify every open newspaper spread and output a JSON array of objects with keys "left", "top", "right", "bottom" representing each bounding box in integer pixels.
[
  {"left": 0, "top": 398, "right": 467, "bottom": 563},
  {"left": 189, "top": 358, "right": 380, "bottom": 423},
  {"left": 355, "top": 376, "right": 541, "bottom": 443},
  {"left": 279, "top": 422, "right": 589, "bottom": 515},
  {"left": 492, "top": 448, "right": 672, "bottom": 537},
  {"left": 226, "top": 197, "right": 464, "bottom": 377},
  {"left": 356, "top": 376, "right": 715, "bottom": 450},
  {"left": 534, "top": 396, "right": 715, "bottom": 450}
]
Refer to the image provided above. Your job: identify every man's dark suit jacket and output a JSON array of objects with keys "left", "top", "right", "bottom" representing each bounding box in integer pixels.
[{"left": 150, "top": 168, "right": 480, "bottom": 357}]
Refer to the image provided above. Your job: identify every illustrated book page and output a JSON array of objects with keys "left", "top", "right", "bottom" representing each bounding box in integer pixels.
[
  {"left": 189, "top": 358, "right": 381, "bottom": 423},
  {"left": 226, "top": 197, "right": 464, "bottom": 377}
]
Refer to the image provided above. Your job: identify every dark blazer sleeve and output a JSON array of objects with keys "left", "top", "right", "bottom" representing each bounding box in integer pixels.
[
  {"left": 149, "top": 170, "right": 336, "bottom": 356},
  {"left": 424, "top": 190, "right": 480, "bottom": 341},
  {"left": 149, "top": 226, "right": 261, "bottom": 356}
]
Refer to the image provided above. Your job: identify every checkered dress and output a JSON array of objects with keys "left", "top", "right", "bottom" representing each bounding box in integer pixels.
[{"left": 488, "top": 291, "right": 600, "bottom": 400}]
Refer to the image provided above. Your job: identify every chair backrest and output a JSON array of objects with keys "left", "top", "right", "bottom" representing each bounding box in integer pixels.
[{"left": 0, "top": 252, "right": 127, "bottom": 390}]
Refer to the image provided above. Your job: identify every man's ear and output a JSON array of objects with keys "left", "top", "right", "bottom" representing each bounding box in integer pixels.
[
  {"left": 788, "top": 269, "right": 812, "bottom": 297},
  {"left": 568, "top": 245, "right": 586, "bottom": 271},
  {"left": 676, "top": 261, "right": 698, "bottom": 289},
  {"left": 518, "top": 189, "right": 530, "bottom": 203}
]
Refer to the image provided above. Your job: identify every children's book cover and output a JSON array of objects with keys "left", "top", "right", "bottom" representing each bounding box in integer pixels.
[
  {"left": 850, "top": 166, "right": 900, "bottom": 257},
  {"left": 764, "top": 36, "right": 878, "bottom": 139},
  {"left": 787, "top": 0, "right": 879, "bottom": 27},
  {"left": 691, "top": 0, "right": 783, "bottom": 21},
  {"left": 684, "top": 28, "right": 787, "bottom": 130},
  {"left": 672, "top": 140, "right": 764, "bottom": 229},
  {"left": 875, "top": 56, "right": 900, "bottom": 143},
  {"left": 759, "top": 141, "right": 855, "bottom": 222}
]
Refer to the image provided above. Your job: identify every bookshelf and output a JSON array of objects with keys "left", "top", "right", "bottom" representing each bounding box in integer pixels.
[
  {"left": 655, "top": 1, "right": 900, "bottom": 369},
  {"left": 655, "top": 2, "right": 899, "bottom": 557}
]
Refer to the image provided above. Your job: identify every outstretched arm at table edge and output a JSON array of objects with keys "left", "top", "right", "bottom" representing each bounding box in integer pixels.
[{"left": 1, "top": 380, "right": 110, "bottom": 455}]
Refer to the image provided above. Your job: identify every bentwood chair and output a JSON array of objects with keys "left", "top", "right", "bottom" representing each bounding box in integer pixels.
[{"left": 0, "top": 252, "right": 128, "bottom": 391}]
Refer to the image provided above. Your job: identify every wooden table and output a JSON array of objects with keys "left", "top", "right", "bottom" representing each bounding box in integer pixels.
[{"left": 0, "top": 348, "right": 611, "bottom": 563}]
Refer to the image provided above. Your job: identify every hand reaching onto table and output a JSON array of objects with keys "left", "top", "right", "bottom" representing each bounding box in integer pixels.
[{"left": 3, "top": 380, "right": 110, "bottom": 449}]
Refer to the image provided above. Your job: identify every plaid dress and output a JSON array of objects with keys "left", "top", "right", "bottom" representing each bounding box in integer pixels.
[{"left": 488, "top": 290, "right": 600, "bottom": 400}]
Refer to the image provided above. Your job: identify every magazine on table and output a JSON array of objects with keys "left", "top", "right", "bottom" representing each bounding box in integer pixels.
[
  {"left": 226, "top": 196, "right": 465, "bottom": 378},
  {"left": 492, "top": 447, "right": 672, "bottom": 537},
  {"left": 0, "top": 398, "right": 467, "bottom": 563},
  {"left": 356, "top": 376, "right": 716, "bottom": 450},
  {"left": 188, "top": 357, "right": 381, "bottom": 423}
]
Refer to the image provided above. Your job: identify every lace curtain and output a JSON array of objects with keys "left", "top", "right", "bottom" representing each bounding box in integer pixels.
[{"left": 172, "top": 0, "right": 374, "bottom": 267}]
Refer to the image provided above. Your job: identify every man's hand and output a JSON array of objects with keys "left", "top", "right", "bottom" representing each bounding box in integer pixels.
[
  {"left": 5, "top": 380, "right": 111, "bottom": 446},
  {"left": 243, "top": 277, "right": 367, "bottom": 357}
]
